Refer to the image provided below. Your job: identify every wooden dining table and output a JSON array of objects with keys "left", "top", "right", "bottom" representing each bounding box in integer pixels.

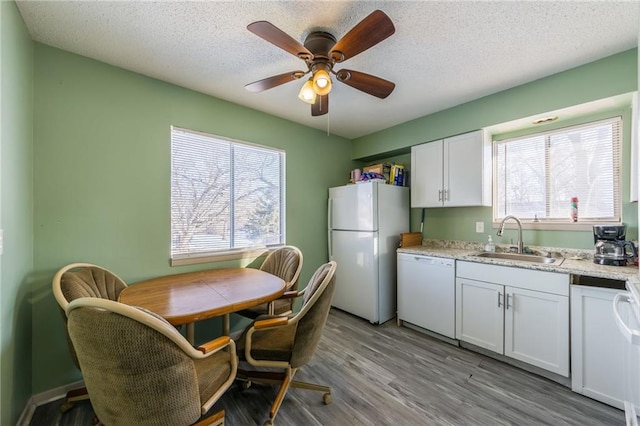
[{"left": 118, "top": 268, "right": 286, "bottom": 343}]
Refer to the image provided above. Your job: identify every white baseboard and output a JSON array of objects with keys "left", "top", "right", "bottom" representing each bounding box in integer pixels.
[{"left": 17, "top": 380, "right": 85, "bottom": 426}]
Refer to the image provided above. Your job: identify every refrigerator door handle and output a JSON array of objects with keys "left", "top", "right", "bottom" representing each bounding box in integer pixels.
[
  {"left": 327, "top": 198, "right": 332, "bottom": 230},
  {"left": 328, "top": 230, "right": 333, "bottom": 258}
]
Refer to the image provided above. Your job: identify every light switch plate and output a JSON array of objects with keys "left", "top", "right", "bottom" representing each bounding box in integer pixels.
[{"left": 475, "top": 222, "right": 484, "bottom": 233}]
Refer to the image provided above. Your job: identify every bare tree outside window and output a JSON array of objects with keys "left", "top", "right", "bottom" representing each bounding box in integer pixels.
[
  {"left": 171, "top": 127, "right": 285, "bottom": 258},
  {"left": 494, "top": 117, "right": 621, "bottom": 223}
]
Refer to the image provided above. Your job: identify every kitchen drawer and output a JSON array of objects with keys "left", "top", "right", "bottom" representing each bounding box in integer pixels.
[{"left": 456, "top": 261, "right": 569, "bottom": 296}]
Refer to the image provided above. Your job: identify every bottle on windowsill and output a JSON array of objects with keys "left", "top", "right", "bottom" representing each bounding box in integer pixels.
[{"left": 570, "top": 197, "right": 579, "bottom": 222}]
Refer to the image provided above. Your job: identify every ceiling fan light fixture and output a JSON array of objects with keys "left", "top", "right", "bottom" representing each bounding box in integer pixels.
[
  {"left": 298, "top": 79, "right": 317, "bottom": 104},
  {"left": 246, "top": 10, "right": 396, "bottom": 116},
  {"left": 312, "top": 69, "right": 332, "bottom": 96}
]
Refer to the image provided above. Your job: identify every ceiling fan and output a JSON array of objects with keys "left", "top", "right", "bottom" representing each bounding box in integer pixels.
[{"left": 245, "top": 10, "right": 396, "bottom": 116}]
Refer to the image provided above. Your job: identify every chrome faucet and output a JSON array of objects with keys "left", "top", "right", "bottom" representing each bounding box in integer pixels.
[{"left": 497, "top": 215, "right": 524, "bottom": 254}]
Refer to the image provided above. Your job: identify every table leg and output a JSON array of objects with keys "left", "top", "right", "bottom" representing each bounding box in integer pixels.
[
  {"left": 223, "top": 314, "right": 230, "bottom": 335},
  {"left": 186, "top": 323, "right": 195, "bottom": 344}
]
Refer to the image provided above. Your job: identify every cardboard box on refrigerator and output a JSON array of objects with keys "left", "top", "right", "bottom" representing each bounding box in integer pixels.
[{"left": 363, "top": 162, "right": 392, "bottom": 182}]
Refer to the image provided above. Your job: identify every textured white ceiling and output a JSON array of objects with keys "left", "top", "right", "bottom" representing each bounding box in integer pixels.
[{"left": 15, "top": 1, "right": 640, "bottom": 139}]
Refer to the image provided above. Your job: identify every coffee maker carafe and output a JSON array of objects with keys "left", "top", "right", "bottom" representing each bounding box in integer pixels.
[{"left": 593, "top": 224, "right": 637, "bottom": 266}]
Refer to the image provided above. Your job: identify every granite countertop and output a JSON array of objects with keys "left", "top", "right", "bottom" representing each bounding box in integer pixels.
[{"left": 397, "top": 239, "right": 640, "bottom": 292}]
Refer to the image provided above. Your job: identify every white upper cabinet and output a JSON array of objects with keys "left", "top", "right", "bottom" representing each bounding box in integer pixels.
[
  {"left": 411, "top": 138, "right": 443, "bottom": 208},
  {"left": 411, "top": 130, "right": 492, "bottom": 208}
]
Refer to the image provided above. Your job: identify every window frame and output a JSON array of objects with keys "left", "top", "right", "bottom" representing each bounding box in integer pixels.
[
  {"left": 492, "top": 116, "right": 623, "bottom": 231},
  {"left": 170, "top": 126, "right": 286, "bottom": 266}
]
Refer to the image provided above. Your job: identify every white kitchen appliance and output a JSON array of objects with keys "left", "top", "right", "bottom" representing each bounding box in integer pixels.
[
  {"left": 571, "top": 276, "right": 634, "bottom": 409},
  {"left": 328, "top": 181, "right": 409, "bottom": 324},
  {"left": 397, "top": 253, "right": 455, "bottom": 339},
  {"left": 613, "top": 282, "right": 640, "bottom": 425}
]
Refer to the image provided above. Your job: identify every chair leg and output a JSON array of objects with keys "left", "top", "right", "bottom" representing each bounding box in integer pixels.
[
  {"left": 237, "top": 367, "right": 333, "bottom": 423},
  {"left": 266, "top": 367, "right": 295, "bottom": 425},
  {"left": 290, "top": 380, "right": 332, "bottom": 405},
  {"left": 290, "top": 380, "right": 330, "bottom": 393},
  {"left": 238, "top": 370, "right": 331, "bottom": 396}
]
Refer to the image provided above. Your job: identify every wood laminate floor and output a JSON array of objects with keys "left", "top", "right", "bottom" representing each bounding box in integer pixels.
[{"left": 30, "top": 308, "right": 625, "bottom": 425}]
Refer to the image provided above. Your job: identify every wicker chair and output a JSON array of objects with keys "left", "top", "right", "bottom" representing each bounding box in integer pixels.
[
  {"left": 235, "top": 261, "right": 337, "bottom": 426},
  {"left": 66, "top": 297, "right": 237, "bottom": 425},
  {"left": 52, "top": 263, "right": 128, "bottom": 413},
  {"left": 237, "top": 246, "right": 303, "bottom": 319}
]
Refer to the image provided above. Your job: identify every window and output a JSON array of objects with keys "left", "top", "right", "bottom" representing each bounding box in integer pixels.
[
  {"left": 494, "top": 117, "right": 621, "bottom": 224},
  {"left": 171, "top": 127, "right": 285, "bottom": 262}
]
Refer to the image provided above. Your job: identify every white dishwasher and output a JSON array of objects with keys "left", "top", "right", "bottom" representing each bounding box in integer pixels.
[{"left": 397, "top": 253, "right": 456, "bottom": 339}]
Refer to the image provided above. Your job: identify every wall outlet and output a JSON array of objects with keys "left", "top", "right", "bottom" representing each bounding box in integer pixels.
[{"left": 475, "top": 222, "right": 484, "bottom": 233}]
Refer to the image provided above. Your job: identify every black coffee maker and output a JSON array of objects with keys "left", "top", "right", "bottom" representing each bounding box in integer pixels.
[{"left": 593, "top": 224, "right": 637, "bottom": 266}]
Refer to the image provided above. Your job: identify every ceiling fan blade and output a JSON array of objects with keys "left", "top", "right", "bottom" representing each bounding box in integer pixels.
[
  {"left": 335, "top": 69, "right": 395, "bottom": 99},
  {"left": 312, "top": 94, "right": 329, "bottom": 116},
  {"left": 245, "top": 71, "right": 306, "bottom": 92},
  {"left": 329, "top": 10, "right": 395, "bottom": 63},
  {"left": 247, "top": 21, "right": 313, "bottom": 59}
]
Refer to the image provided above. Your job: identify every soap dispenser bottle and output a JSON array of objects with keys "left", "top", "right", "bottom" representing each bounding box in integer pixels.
[{"left": 485, "top": 235, "right": 496, "bottom": 252}]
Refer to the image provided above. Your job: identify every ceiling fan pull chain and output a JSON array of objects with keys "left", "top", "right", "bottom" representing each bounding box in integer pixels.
[
  {"left": 325, "top": 97, "right": 330, "bottom": 136},
  {"left": 327, "top": 111, "right": 330, "bottom": 136}
]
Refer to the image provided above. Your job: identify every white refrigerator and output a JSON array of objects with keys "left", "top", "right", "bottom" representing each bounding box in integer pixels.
[{"left": 328, "top": 181, "right": 409, "bottom": 324}]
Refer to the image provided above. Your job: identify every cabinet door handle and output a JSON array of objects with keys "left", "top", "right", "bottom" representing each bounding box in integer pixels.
[
  {"left": 444, "top": 189, "right": 449, "bottom": 201},
  {"left": 498, "top": 293, "right": 503, "bottom": 307},
  {"left": 506, "top": 293, "right": 512, "bottom": 310},
  {"left": 438, "top": 189, "right": 443, "bottom": 201}
]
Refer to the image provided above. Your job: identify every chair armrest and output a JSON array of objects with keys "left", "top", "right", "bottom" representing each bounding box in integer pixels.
[
  {"left": 254, "top": 316, "right": 288, "bottom": 330},
  {"left": 279, "top": 290, "right": 299, "bottom": 299},
  {"left": 196, "top": 336, "right": 231, "bottom": 354}
]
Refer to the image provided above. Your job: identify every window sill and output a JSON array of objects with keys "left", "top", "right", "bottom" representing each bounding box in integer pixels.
[
  {"left": 170, "top": 247, "right": 272, "bottom": 266},
  {"left": 491, "top": 220, "right": 621, "bottom": 232}
]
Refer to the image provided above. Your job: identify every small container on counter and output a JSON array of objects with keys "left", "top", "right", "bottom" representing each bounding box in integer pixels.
[{"left": 484, "top": 235, "right": 496, "bottom": 252}]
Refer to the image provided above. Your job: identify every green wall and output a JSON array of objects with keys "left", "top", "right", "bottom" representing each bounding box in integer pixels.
[
  {"left": 31, "top": 44, "right": 355, "bottom": 394},
  {"left": 0, "top": 3, "right": 637, "bottom": 419},
  {"left": 0, "top": 2, "right": 34, "bottom": 425},
  {"left": 356, "top": 49, "right": 638, "bottom": 249}
]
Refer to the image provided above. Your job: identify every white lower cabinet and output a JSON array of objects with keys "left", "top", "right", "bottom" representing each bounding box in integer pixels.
[
  {"left": 504, "top": 286, "right": 569, "bottom": 374},
  {"left": 455, "top": 278, "right": 503, "bottom": 353},
  {"left": 571, "top": 285, "right": 640, "bottom": 410},
  {"left": 456, "top": 261, "right": 569, "bottom": 377}
]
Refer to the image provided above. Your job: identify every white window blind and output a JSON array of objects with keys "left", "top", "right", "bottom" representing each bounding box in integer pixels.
[
  {"left": 171, "top": 126, "right": 285, "bottom": 259},
  {"left": 494, "top": 117, "right": 622, "bottom": 222}
]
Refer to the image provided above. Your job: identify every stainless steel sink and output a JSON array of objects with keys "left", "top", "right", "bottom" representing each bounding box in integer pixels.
[{"left": 473, "top": 252, "right": 563, "bottom": 265}]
